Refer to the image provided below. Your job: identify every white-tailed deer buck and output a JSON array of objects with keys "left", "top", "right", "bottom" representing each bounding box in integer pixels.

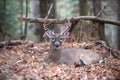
[{"left": 44, "top": 21, "right": 102, "bottom": 66}]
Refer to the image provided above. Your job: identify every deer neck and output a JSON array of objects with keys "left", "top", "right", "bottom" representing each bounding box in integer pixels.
[{"left": 49, "top": 45, "right": 62, "bottom": 62}]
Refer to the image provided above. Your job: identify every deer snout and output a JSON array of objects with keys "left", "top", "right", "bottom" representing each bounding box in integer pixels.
[{"left": 54, "top": 41, "right": 61, "bottom": 47}]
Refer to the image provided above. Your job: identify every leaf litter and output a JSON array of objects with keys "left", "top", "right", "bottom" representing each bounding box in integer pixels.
[{"left": 0, "top": 41, "right": 120, "bottom": 80}]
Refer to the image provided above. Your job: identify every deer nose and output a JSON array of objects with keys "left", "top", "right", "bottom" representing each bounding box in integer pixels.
[{"left": 55, "top": 41, "right": 60, "bottom": 47}]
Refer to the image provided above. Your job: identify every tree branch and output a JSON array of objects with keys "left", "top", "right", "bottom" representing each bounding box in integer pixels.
[
  {"left": 19, "top": 16, "right": 120, "bottom": 26},
  {"left": 45, "top": 2, "right": 54, "bottom": 19},
  {"left": 96, "top": 1, "right": 111, "bottom": 17}
]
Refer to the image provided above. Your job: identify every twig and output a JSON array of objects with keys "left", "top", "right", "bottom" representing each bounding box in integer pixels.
[
  {"left": 45, "top": 2, "right": 54, "bottom": 19},
  {"left": 96, "top": 1, "right": 111, "bottom": 17}
]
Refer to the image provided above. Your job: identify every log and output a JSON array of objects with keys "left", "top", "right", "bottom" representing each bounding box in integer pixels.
[
  {"left": 19, "top": 16, "right": 120, "bottom": 26},
  {"left": 0, "top": 40, "right": 24, "bottom": 48},
  {"left": 82, "top": 40, "right": 120, "bottom": 60}
]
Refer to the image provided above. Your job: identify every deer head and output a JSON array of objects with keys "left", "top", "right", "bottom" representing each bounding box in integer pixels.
[{"left": 44, "top": 21, "right": 71, "bottom": 48}]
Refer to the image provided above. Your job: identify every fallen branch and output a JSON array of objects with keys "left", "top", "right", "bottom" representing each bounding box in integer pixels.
[
  {"left": 82, "top": 40, "right": 120, "bottom": 60},
  {"left": 19, "top": 16, "right": 120, "bottom": 26},
  {"left": 0, "top": 40, "right": 24, "bottom": 48}
]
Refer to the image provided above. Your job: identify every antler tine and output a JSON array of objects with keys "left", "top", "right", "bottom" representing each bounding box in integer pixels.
[
  {"left": 43, "top": 24, "right": 48, "bottom": 31},
  {"left": 43, "top": 22, "right": 55, "bottom": 37},
  {"left": 60, "top": 19, "right": 71, "bottom": 35}
]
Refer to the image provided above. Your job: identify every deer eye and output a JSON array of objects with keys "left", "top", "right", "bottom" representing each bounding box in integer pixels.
[
  {"left": 52, "top": 38, "right": 55, "bottom": 40},
  {"left": 60, "top": 38, "right": 63, "bottom": 41}
]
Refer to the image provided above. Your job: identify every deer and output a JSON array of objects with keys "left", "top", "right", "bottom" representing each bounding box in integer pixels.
[{"left": 44, "top": 21, "right": 102, "bottom": 66}]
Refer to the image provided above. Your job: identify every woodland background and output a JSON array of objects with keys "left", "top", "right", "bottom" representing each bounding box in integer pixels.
[
  {"left": 0, "top": 0, "right": 120, "bottom": 50},
  {"left": 0, "top": 0, "right": 120, "bottom": 80}
]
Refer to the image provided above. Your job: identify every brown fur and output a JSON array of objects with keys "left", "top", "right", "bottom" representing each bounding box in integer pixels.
[{"left": 45, "top": 46, "right": 102, "bottom": 65}]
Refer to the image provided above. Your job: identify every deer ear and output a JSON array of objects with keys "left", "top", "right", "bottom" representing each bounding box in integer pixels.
[
  {"left": 44, "top": 31, "right": 54, "bottom": 38},
  {"left": 61, "top": 32, "right": 69, "bottom": 38}
]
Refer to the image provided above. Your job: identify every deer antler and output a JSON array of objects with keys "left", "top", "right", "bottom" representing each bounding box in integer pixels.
[
  {"left": 60, "top": 19, "right": 71, "bottom": 35},
  {"left": 43, "top": 22, "right": 55, "bottom": 35}
]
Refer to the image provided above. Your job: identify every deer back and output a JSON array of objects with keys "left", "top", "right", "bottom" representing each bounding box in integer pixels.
[{"left": 58, "top": 48, "right": 102, "bottom": 65}]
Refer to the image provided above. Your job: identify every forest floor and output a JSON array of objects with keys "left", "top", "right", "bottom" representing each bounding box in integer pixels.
[{"left": 0, "top": 41, "right": 120, "bottom": 80}]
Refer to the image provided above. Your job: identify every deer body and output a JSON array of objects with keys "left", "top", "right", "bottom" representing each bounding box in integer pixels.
[
  {"left": 45, "top": 47, "right": 101, "bottom": 65},
  {"left": 44, "top": 21, "right": 102, "bottom": 66}
]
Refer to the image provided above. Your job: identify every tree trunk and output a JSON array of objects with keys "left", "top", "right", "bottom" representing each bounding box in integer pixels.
[
  {"left": 116, "top": 0, "right": 120, "bottom": 49},
  {"left": 93, "top": 0, "right": 105, "bottom": 41},
  {"left": 30, "top": 0, "right": 41, "bottom": 42},
  {"left": 3, "top": 0, "right": 6, "bottom": 41},
  {"left": 78, "top": 0, "right": 88, "bottom": 42},
  {"left": 79, "top": 0, "right": 88, "bottom": 16},
  {"left": 24, "top": 0, "right": 28, "bottom": 40},
  {"left": 20, "top": 0, "right": 23, "bottom": 38},
  {"left": 105, "top": 0, "right": 120, "bottom": 50}
]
